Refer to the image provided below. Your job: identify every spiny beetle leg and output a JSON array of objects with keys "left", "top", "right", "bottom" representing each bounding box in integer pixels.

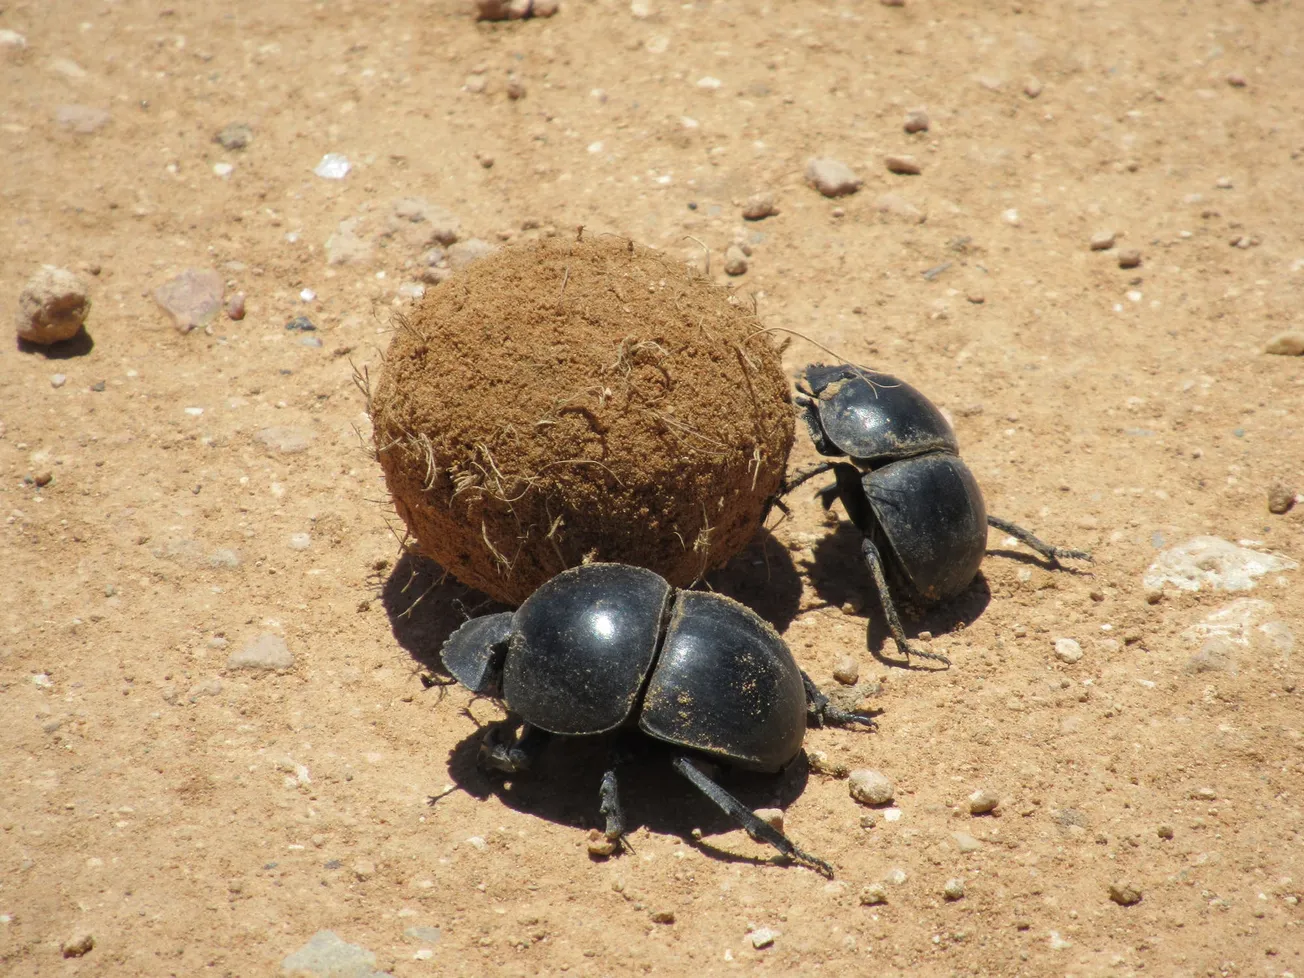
[
  {"left": 988, "top": 515, "right": 1093, "bottom": 565},
  {"left": 672, "top": 756, "right": 834, "bottom": 878},
  {"left": 859, "top": 537, "right": 952, "bottom": 668},
  {"left": 480, "top": 720, "right": 548, "bottom": 775},
  {"left": 802, "top": 671, "right": 876, "bottom": 730}
]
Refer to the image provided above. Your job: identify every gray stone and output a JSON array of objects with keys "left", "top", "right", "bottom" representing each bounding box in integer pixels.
[
  {"left": 187, "top": 678, "right": 222, "bottom": 702},
  {"left": 1181, "top": 598, "right": 1294, "bottom": 674},
  {"left": 742, "top": 192, "right": 778, "bottom": 220},
  {"left": 875, "top": 192, "right": 924, "bottom": 223},
  {"left": 228, "top": 634, "right": 293, "bottom": 671},
  {"left": 326, "top": 217, "right": 374, "bottom": 266},
  {"left": 1268, "top": 484, "right": 1296, "bottom": 514},
  {"left": 884, "top": 154, "right": 921, "bottom": 175},
  {"left": 154, "top": 268, "right": 223, "bottom": 333},
  {"left": 16, "top": 265, "right": 90, "bottom": 344},
  {"left": 215, "top": 122, "right": 252, "bottom": 150},
  {"left": 208, "top": 548, "right": 242, "bottom": 569},
  {"left": 1265, "top": 331, "right": 1304, "bottom": 356},
  {"left": 1089, "top": 230, "right": 1117, "bottom": 251},
  {"left": 805, "top": 158, "right": 862, "bottom": 198},
  {"left": 55, "top": 104, "right": 111, "bottom": 134},
  {"left": 61, "top": 932, "right": 94, "bottom": 958},
  {"left": 288, "top": 533, "right": 312, "bottom": 551},
  {"left": 254, "top": 426, "right": 315, "bottom": 454},
  {"left": 402, "top": 926, "right": 442, "bottom": 944},
  {"left": 748, "top": 927, "right": 779, "bottom": 949},
  {"left": 1053, "top": 638, "right": 1083, "bottom": 664},
  {"left": 859, "top": 883, "right": 888, "bottom": 905},
  {"left": 447, "top": 238, "right": 497, "bottom": 270},
  {"left": 952, "top": 831, "right": 982, "bottom": 853},
  {"left": 832, "top": 656, "right": 860, "bottom": 686},
  {"left": 1144, "top": 536, "right": 1297, "bottom": 592},
  {"left": 1108, "top": 881, "right": 1143, "bottom": 906},
  {"left": 281, "top": 930, "right": 390, "bottom": 978},
  {"left": 943, "top": 878, "right": 965, "bottom": 901},
  {"left": 904, "top": 108, "right": 930, "bottom": 133},
  {"left": 723, "top": 245, "right": 748, "bottom": 276},
  {"left": 849, "top": 769, "right": 894, "bottom": 806},
  {"left": 1118, "top": 249, "right": 1142, "bottom": 269}
]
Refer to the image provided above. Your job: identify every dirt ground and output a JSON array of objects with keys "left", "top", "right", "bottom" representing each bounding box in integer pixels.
[{"left": 2, "top": 1, "right": 1302, "bottom": 976}]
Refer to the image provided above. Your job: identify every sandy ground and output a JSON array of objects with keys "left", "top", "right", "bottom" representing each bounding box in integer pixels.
[{"left": 2, "top": 0, "right": 1303, "bottom": 975}]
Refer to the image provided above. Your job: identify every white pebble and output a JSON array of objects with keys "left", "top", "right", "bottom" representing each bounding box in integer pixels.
[
  {"left": 299, "top": 288, "right": 316, "bottom": 302},
  {"left": 1002, "top": 208, "right": 1021, "bottom": 226},
  {"left": 288, "top": 533, "right": 312, "bottom": 551},
  {"left": 1054, "top": 638, "right": 1083, "bottom": 663},
  {"left": 696, "top": 76, "right": 722, "bottom": 90},
  {"left": 314, "top": 153, "right": 351, "bottom": 179},
  {"left": 944, "top": 878, "right": 965, "bottom": 901},
  {"left": 213, "top": 162, "right": 234, "bottom": 179},
  {"left": 50, "top": 374, "right": 67, "bottom": 388},
  {"left": 1089, "top": 230, "right": 1117, "bottom": 251},
  {"left": 748, "top": 927, "right": 778, "bottom": 949}
]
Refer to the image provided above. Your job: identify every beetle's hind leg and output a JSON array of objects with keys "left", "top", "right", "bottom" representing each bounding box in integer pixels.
[
  {"left": 987, "top": 516, "right": 1093, "bottom": 565},
  {"left": 672, "top": 756, "right": 834, "bottom": 878},
  {"left": 801, "top": 671, "right": 876, "bottom": 730},
  {"left": 597, "top": 745, "right": 633, "bottom": 846},
  {"left": 480, "top": 718, "right": 548, "bottom": 775},
  {"left": 859, "top": 537, "right": 952, "bottom": 668}
]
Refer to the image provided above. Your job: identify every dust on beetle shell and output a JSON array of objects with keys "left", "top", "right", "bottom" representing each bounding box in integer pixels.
[{"left": 370, "top": 236, "right": 794, "bottom": 604}]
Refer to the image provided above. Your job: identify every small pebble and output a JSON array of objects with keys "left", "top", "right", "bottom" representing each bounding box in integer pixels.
[
  {"left": 903, "top": 107, "right": 930, "bottom": 133},
  {"left": 215, "top": 123, "right": 252, "bottom": 150},
  {"left": 754, "top": 808, "right": 784, "bottom": 833},
  {"left": 808, "top": 750, "right": 850, "bottom": 779},
  {"left": 723, "top": 245, "right": 749, "bottom": 276},
  {"left": 859, "top": 812, "right": 879, "bottom": 829},
  {"left": 16, "top": 266, "right": 91, "bottom": 345},
  {"left": 1191, "top": 787, "right": 1216, "bottom": 801},
  {"left": 33, "top": 471, "right": 53, "bottom": 487},
  {"left": 650, "top": 910, "right": 675, "bottom": 924},
  {"left": 859, "top": 883, "right": 888, "bottom": 905},
  {"left": 1264, "top": 331, "right": 1304, "bottom": 356},
  {"left": 968, "top": 788, "right": 1000, "bottom": 815},
  {"left": 285, "top": 316, "right": 316, "bottom": 331},
  {"left": 1089, "top": 230, "right": 1117, "bottom": 251},
  {"left": 1215, "top": 176, "right": 1233, "bottom": 189},
  {"left": 50, "top": 374, "right": 67, "bottom": 388},
  {"left": 742, "top": 192, "right": 779, "bottom": 220},
  {"left": 314, "top": 153, "right": 351, "bottom": 180},
  {"left": 1024, "top": 77, "right": 1043, "bottom": 98},
  {"left": 288, "top": 532, "right": 312, "bottom": 551},
  {"left": 1002, "top": 208, "right": 1021, "bottom": 226},
  {"left": 880, "top": 0, "right": 904, "bottom": 6},
  {"left": 154, "top": 268, "right": 223, "bottom": 333},
  {"left": 1226, "top": 72, "right": 1247, "bottom": 88},
  {"left": 1267, "top": 484, "right": 1296, "bottom": 515},
  {"left": 226, "top": 293, "right": 246, "bottom": 320},
  {"left": 213, "top": 162, "right": 234, "bottom": 179},
  {"left": 805, "top": 158, "right": 863, "bottom": 198},
  {"left": 62, "top": 933, "right": 94, "bottom": 958},
  {"left": 884, "top": 154, "right": 921, "bottom": 175},
  {"left": 876, "top": 193, "right": 924, "bottom": 223},
  {"left": 966, "top": 291, "right": 985, "bottom": 304},
  {"left": 1157, "top": 824, "right": 1174, "bottom": 840},
  {"left": 952, "top": 831, "right": 982, "bottom": 853},
  {"left": 849, "top": 769, "right": 894, "bottom": 806},
  {"left": 749, "top": 927, "right": 779, "bottom": 949},
  {"left": 586, "top": 829, "right": 617, "bottom": 857},
  {"left": 1053, "top": 638, "right": 1083, "bottom": 664},
  {"left": 506, "top": 76, "right": 526, "bottom": 100},
  {"left": 1109, "top": 881, "right": 1143, "bottom": 906},
  {"left": 943, "top": 878, "right": 966, "bottom": 901},
  {"left": 1118, "top": 249, "right": 1142, "bottom": 269},
  {"left": 352, "top": 859, "right": 376, "bottom": 880},
  {"left": 832, "top": 656, "right": 860, "bottom": 686},
  {"left": 227, "top": 633, "right": 294, "bottom": 671}
]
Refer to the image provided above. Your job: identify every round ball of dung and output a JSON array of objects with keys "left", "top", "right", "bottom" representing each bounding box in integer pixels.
[{"left": 370, "top": 236, "right": 793, "bottom": 604}]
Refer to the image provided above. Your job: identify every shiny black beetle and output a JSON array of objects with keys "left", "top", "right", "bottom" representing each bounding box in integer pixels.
[
  {"left": 440, "top": 561, "right": 872, "bottom": 876},
  {"left": 785, "top": 363, "right": 1091, "bottom": 667}
]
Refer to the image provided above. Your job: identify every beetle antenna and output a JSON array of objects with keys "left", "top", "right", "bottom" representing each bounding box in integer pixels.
[{"left": 742, "top": 326, "right": 898, "bottom": 396}]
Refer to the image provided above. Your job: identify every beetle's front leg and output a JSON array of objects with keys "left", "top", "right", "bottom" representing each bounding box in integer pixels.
[
  {"left": 479, "top": 718, "right": 548, "bottom": 775},
  {"left": 987, "top": 516, "right": 1093, "bottom": 566}
]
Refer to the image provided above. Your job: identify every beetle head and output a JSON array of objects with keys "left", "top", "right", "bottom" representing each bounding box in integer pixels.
[{"left": 440, "top": 612, "right": 514, "bottom": 695}]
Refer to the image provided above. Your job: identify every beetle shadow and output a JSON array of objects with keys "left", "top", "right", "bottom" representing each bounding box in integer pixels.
[
  {"left": 380, "top": 550, "right": 508, "bottom": 677},
  {"left": 986, "top": 548, "right": 1096, "bottom": 575},
  {"left": 804, "top": 521, "right": 993, "bottom": 665},
  {"left": 438, "top": 721, "right": 823, "bottom": 864},
  {"left": 702, "top": 528, "right": 803, "bottom": 632}
]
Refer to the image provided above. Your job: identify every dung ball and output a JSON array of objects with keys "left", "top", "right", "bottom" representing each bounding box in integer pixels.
[
  {"left": 370, "top": 236, "right": 793, "bottom": 604},
  {"left": 16, "top": 265, "right": 90, "bottom": 345}
]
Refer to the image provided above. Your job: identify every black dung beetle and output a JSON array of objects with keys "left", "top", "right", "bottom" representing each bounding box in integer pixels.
[
  {"left": 439, "top": 561, "right": 872, "bottom": 876},
  {"left": 784, "top": 363, "right": 1091, "bottom": 667}
]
